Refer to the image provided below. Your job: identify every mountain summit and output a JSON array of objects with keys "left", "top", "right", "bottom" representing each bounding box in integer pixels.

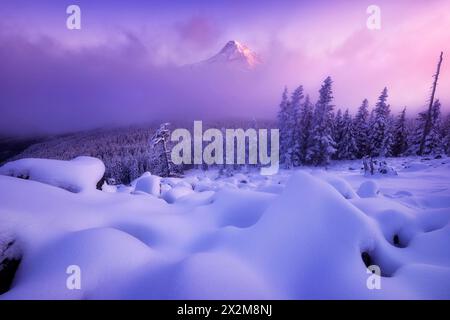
[{"left": 195, "top": 40, "right": 261, "bottom": 69}]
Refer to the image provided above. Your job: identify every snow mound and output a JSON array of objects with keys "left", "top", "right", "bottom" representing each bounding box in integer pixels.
[
  {"left": 117, "top": 185, "right": 134, "bottom": 193},
  {"left": 130, "top": 171, "right": 151, "bottom": 187},
  {"left": 194, "top": 178, "right": 216, "bottom": 192},
  {"left": 162, "top": 186, "right": 194, "bottom": 204},
  {"left": 175, "top": 191, "right": 215, "bottom": 207},
  {"left": 256, "top": 183, "right": 284, "bottom": 194},
  {"left": 1, "top": 157, "right": 450, "bottom": 299},
  {"left": 159, "top": 252, "right": 272, "bottom": 299},
  {"left": 208, "top": 189, "right": 275, "bottom": 228},
  {"left": 134, "top": 175, "right": 161, "bottom": 196},
  {"left": 0, "top": 157, "right": 105, "bottom": 193},
  {"left": 316, "top": 172, "right": 358, "bottom": 199},
  {"left": 357, "top": 180, "right": 380, "bottom": 198},
  {"left": 402, "top": 162, "right": 429, "bottom": 171},
  {"left": 2, "top": 228, "right": 156, "bottom": 299},
  {"left": 221, "top": 171, "right": 384, "bottom": 298}
]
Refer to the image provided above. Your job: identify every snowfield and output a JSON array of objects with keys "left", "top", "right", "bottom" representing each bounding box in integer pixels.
[{"left": 0, "top": 156, "right": 450, "bottom": 299}]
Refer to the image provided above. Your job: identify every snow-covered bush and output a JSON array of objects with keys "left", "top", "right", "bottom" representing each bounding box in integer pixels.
[{"left": 362, "top": 157, "right": 397, "bottom": 176}]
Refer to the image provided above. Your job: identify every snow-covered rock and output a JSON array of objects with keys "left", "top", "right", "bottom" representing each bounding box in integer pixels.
[{"left": 0, "top": 156, "right": 105, "bottom": 193}]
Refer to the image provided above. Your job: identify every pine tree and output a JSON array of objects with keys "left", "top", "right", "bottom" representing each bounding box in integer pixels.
[
  {"left": 423, "top": 100, "right": 443, "bottom": 155},
  {"left": 289, "top": 85, "right": 304, "bottom": 166},
  {"left": 297, "top": 95, "right": 313, "bottom": 164},
  {"left": 332, "top": 109, "right": 344, "bottom": 160},
  {"left": 337, "top": 109, "right": 358, "bottom": 160},
  {"left": 442, "top": 114, "right": 450, "bottom": 155},
  {"left": 333, "top": 109, "right": 344, "bottom": 142},
  {"left": 277, "top": 87, "right": 291, "bottom": 167},
  {"left": 408, "top": 111, "right": 427, "bottom": 155},
  {"left": 354, "top": 99, "right": 370, "bottom": 158},
  {"left": 150, "top": 123, "right": 173, "bottom": 177},
  {"left": 306, "top": 76, "right": 336, "bottom": 165},
  {"left": 409, "top": 100, "right": 444, "bottom": 155},
  {"left": 382, "top": 116, "right": 395, "bottom": 158},
  {"left": 392, "top": 107, "right": 408, "bottom": 156},
  {"left": 277, "top": 85, "right": 304, "bottom": 167},
  {"left": 369, "top": 87, "right": 392, "bottom": 157}
]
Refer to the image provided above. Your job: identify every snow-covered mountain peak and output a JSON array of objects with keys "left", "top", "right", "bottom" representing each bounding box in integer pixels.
[{"left": 197, "top": 40, "right": 261, "bottom": 69}]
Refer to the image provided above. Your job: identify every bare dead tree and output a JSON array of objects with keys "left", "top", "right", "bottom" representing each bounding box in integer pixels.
[{"left": 419, "top": 51, "right": 443, "bottom": 155}]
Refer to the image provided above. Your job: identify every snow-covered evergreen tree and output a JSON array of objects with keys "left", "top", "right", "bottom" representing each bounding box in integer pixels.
[
  {"left": 354, "top": 99, "right": 370, "bottom": 158},
  {"left": 417, "top": 52, "right": 444, "bottom": 155},
  {"left": 408, "top": 111, "right": 427, "bottom": 156},
  {"left": 392, "top": 107, "right": 408, "bottom": 156},
  {"left": 337, "top": 109, "right": 358, "bottom": 160},
  {"left": 442, "top": 114, "right": 450, "bottom": 155},
  {"left": 409, "top": 100, "right": 444, "bottom": 155},
  {"left": 306, "top": 76, "right": 336, "bottom": 165},
  {"left": 333, "top": 109, "right": 344, "bottom": 142},
  {"left": 297, "top": 95, "right": 313, "bottom": 164},
  {"left": 150, "top": 123, "right": 174, "bottom": 177},
  {"left": 277, "top": 85, "right": 304, "bottom": 167},
  {"left": 369, "top": 87, "right": 393, "bottom": 157},
  {"left": 332, "top": 109, "right": 343, "bottom": 160},
  {"left": 277, "top": 87, "right": 292, "bottom": 167},
  {"left": 423, "top": 100, "right": 443, "bottom": 155},
  {"left": 289, "top": 85, "right": 304, "bottom": 166}
]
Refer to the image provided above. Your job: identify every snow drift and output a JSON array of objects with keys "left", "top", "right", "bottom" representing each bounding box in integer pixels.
[
  {"left": 0, "top": 156, "right": 449, "bottom": 299},
  {"left": 0, "top": 156, "right": 105, "bottom": 193}
]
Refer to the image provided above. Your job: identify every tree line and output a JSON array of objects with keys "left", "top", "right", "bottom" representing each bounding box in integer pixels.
[{"left": 277, "top": 75, "right": 449, "bottom": 167}]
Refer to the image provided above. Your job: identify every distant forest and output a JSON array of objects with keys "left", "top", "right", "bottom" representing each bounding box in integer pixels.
[
  {"left": 4, "top": 57, "right": 449, "bottom": 184},
  {"left": 7, "top": 120, "right": 275, "bottom": 184}
]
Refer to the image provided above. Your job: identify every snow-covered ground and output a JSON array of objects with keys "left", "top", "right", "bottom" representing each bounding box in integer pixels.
[{"left": 0, "top": 156, "right": 449, "bottom": 299}]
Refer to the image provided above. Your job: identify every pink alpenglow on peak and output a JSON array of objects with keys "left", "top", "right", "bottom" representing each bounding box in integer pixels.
[{"left": 197, "top": 40, "right": 262, "bottom": 70}]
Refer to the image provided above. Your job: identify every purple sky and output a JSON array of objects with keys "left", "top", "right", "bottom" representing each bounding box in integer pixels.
[{"left": 1, "top": 0, "right": 449, "bottom": 135}]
